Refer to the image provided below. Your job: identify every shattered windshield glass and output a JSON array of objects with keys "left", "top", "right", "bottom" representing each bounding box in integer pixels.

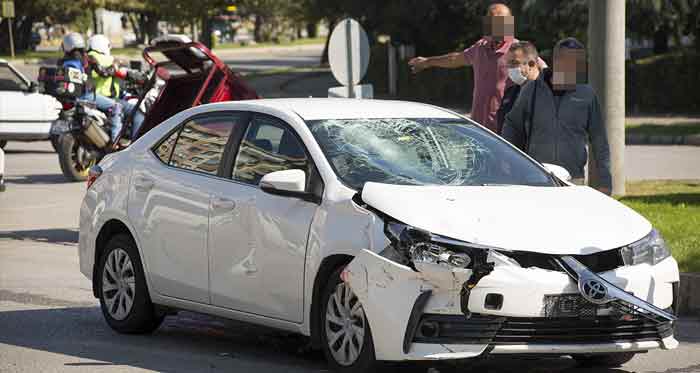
[{"left": 307, "top": 118, "right": 555, "bottom": 190}]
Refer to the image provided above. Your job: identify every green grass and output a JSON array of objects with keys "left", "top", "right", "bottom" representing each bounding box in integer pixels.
[
  {"left": 626, "top": 122, "right": 700, "bottom": 137},
  {"left": 619, "top": 180, "right": 700, "bottom": 273},
  {"left": 215, "top": 36, "right": 325, "bottom": 50}
]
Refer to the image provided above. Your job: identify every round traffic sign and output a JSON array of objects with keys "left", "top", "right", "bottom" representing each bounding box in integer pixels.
[{"left": 328, "top": 18, "right": 370, "bottom": 86}]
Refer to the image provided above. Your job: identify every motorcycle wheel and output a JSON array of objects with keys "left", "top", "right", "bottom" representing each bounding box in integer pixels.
[{"left": 58, "top": 133, "right": 96, "bottom": 182}]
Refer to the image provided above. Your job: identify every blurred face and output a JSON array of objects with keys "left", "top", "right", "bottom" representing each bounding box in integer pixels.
[
  {"left": 483, "top": 16, "right": 515, "bottom": 42},
  {"left": 553, "top": 49, "right": 586, "bottom": 90},
  {"left": 483, "top": 5, "right": 514, "bottom": 42}
]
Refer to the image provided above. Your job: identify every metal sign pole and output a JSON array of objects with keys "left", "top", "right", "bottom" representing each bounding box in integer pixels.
[
  {"left": 344, "top": 19, "right": 354, "bottom": 98},
  {"left": 8, "top": 17, "right": 14, "bottom": 58}
]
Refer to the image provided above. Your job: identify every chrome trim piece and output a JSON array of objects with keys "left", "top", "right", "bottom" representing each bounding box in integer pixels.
[{"left": 557, "top": 256, "right": 677, "bottom": 323}]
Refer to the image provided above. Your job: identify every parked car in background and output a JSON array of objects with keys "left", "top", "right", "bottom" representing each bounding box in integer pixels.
[
  {"left": 79, "top": 99, "right": 680, "bottom": 373},
  {"left": 0, "top": 59, "right": 61, "bottom": 149}
]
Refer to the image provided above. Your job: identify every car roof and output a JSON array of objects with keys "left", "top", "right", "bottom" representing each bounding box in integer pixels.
[{"left": 216, "top": 98, "right": 462, "bottom": 121}]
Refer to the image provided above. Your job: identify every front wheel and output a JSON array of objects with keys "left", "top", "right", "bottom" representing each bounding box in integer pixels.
[
  {"left": 57, "top": 133, "right": 96, "bottom": 181},
  {"left": 97, "top": 234, "right": 164, "bottom": 334},
  {"left": 320, "top": 267, "right": 379, "bottom": 373},
  {"left": 573, "top": 352, "right": 637, "bottom": 367}
]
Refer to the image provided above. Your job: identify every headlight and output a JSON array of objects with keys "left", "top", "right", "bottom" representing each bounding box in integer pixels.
[
  {"left": 620, "top": 229, "right": 671, "bottom": 266},
  {"left": 409, "top": 242, "right": 472, "bottom": 268},
  {"left": 382, "top": 222, "right": 480, "bottom": 269}
]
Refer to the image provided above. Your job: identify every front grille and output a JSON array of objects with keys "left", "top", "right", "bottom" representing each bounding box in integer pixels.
[
  {"left": 412, "top": 314, "right": 672, "bottom": 345},
  {"left": 502, "top": 249, "right": 624, "bottom": 273}
]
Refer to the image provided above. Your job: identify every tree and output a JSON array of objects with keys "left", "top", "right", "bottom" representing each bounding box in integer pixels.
[{"left": 0, "top": 0, "right": 90, "bottom": 53}]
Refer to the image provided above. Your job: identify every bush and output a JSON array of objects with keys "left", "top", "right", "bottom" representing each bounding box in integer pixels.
[
  {"left": 627, "top": 51, "right": 700, "bottom": 114},
  {"left": 366, "top": 43, "right": 474, "bottom": 109}
]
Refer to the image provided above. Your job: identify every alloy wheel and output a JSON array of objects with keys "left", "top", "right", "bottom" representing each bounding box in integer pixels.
[
  {"left": 325, "top": 282, "right": 366, "bottom": 366},
  {"left": 102, "top": 248, "right": 136, "bottom": 320}
]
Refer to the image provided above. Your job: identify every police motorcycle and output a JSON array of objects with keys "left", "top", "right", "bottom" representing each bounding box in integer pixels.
[{"left": 39, "top": 65, "right": 147, "bottom": 181}]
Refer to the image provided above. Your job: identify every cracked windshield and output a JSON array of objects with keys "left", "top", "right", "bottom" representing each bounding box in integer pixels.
[{"left": 308, "top": 118, "right": 556, "bottom": 189}]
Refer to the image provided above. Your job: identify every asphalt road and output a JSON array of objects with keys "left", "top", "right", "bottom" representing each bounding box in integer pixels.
[{"left": 1, "top": 141, "right": 700, "bottom": 373}]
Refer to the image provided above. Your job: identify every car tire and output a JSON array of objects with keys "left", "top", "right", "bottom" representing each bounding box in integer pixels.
[
  {"left": 0, "top": 140, "right": 7, "bottom": 149},
  {"left": 97, "top": 234, "right": 164, "bottom": 334},
  {"left": 573, "top": 352, "right": 637, "bottom": 367},
  {"left": 320, "top": 266, "right": 379, "bottom": 373}
]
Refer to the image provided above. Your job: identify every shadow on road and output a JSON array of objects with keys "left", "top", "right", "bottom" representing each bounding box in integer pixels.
[
  {"left": 4, "top": 148, "right": 55, "bottom": 155},
  {"left": 0, "top": 307, "right": 327, "bottom": 372},
  {"left": 0, "top": 304, "right": 681, "bottom": 372},
  {"left": 0, "top": 228, "right": 78, "bottom": 246},
  {"left": 6, "top": 173, "right": 69, "bottom": 185}
]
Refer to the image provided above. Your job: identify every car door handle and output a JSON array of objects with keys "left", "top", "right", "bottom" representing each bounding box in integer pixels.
[
  {"left": 133, "top": 176, "right": 155, "bottom": 192},
  {"left": 211, "top": 198, "right": 236, "bottom": 211}
]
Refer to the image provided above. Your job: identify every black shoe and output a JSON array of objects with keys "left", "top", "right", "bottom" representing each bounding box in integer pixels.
[{"left": 0, "top": 176, "right": 5, "bottom": 192}]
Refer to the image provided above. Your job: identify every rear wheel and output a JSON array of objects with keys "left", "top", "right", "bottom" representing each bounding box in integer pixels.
[
  {"left": 57, "top": 133, "right": 96, "bottom": 181},
  {"left": 573, "top": 352, "right": 637, "bottom": 367},
  {"left": 97, "top": 234, "right": 164, "bottom": 334},
  {"left": 320, "top": 267, "right": 379, "bottom": 373}
]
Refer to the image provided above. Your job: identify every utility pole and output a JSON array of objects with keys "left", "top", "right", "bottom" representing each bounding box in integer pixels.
[
  {"left": 588, "top": 0, "right": 626, "bottom": 196},
  {"left": 2, "top": 0, "right": 15, "bottom": 58}
]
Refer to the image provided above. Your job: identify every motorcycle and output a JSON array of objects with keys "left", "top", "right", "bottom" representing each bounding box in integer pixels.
[{"left": 39, "top": 66, "right": 146, "bottom": 181}]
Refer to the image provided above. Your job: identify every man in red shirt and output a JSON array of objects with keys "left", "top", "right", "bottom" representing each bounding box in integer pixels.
[{"left": 409, "top": 3, "right": 537, "bottom": 133}]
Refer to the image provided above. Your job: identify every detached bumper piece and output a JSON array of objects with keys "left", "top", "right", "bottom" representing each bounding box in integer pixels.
[{"left": 411, "top": 314, "right": 673, "bottom": 345}]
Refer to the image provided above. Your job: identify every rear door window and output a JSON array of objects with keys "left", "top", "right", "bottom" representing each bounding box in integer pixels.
[{"left": 154, "top": 113, "right": 248, "bottom": 176}]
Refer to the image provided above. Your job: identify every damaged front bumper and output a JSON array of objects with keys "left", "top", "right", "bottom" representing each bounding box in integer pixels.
[{"left": 343, "top": 249, "right": 680, "bottom": 362}]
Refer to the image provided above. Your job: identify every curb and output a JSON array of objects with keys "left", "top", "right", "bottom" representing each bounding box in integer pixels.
[
  {"left": 626, "top": 134, "right": 700, "bottom": 146},
  {"left": 679, "top": 273, "right": 700, "bottom": 317}
]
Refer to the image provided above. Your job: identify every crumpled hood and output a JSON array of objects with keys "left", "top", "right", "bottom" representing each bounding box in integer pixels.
[{"left": 361, "top": 183, "right": 652, "bottom": 255}]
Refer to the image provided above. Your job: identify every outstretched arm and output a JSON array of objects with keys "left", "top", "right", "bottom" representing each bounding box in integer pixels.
[
  {"left": 408, "top": 52, "right": 468, "bottom": 73},
  {"left": 408, "top": 41, "right": 479, "bottom": 73}
]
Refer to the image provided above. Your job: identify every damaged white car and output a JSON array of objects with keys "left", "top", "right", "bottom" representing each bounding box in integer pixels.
[{"left": 79, "top": 98, "right": 680, "bottom": 372}]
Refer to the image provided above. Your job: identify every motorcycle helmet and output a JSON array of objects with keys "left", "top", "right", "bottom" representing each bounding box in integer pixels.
[
  {"left": 61, "top": 33, "right": 86, "bottom": 53},
  {"left": 88, "top": 34, "right": 111, "bottom": 56}
]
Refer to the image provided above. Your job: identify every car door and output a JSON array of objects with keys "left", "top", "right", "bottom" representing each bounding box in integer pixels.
[
  {"left": 208, "top": 113, "right": 322, "bottom": 322},
  {"left": 127, "top": 113, "right": 241, "bottom": 304}
]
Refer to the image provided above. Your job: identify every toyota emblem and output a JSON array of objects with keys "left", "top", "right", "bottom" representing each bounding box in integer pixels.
[{"left": 582, "top": 279, "right": 609, "bottom": 304}]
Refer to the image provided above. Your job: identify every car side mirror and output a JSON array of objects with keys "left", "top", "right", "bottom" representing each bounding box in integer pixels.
[
  {"left": 27, "top": 81, "right": 40, "bottom": 93},
  {"left": 542, "top": 163, "right": 572, "bottom": 182},
  {"left": 260, "top": 169, "right": 307, "bottom": 195}
]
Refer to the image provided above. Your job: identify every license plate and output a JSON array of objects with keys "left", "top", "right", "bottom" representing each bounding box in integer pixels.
[
  {"left": 543, "top": 294, "right": 597, "bottom": 318},
  {"left": 50, "top": 120, "right": 70, "bottom": 134}
]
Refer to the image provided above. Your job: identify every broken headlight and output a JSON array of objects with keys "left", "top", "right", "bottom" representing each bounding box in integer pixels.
[
  {"left": 381, "top": 222, "right": 487, "bottom": 270},
  {"left": 620, "top": 229, "right": 670, "bottom": 266},
  {"left": 409, "top": 242, "right": 472, "bottom": 268}
]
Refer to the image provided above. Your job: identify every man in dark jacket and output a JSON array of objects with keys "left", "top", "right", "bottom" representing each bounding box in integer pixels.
[
  {"left": 496, "top": 41, "right": 541, "bottom": 133},
  {"left": 502, "top": 37, "right": 612, "bottom": 195}
]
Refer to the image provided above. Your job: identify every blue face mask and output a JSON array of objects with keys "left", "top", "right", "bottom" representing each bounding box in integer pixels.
[{"left": 508, "top": 67, "right": 527, "bottom": 85}]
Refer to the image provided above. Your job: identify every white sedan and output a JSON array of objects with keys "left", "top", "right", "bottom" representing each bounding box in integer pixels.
[
  {"left": 0, "top": 59, "right": 61, "bottom": 149},
  {"left": 79, "top": 99, "right": 679, "bottom": 372}
]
